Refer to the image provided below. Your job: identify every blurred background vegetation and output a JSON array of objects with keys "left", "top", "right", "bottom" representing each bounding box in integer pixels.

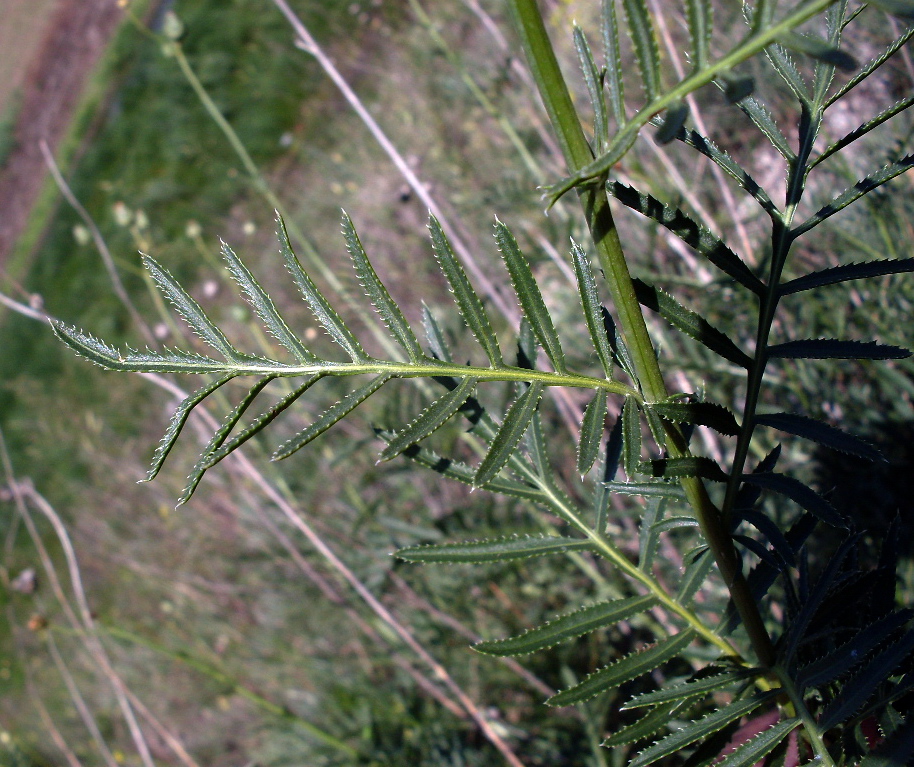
[{"left": 0, "top": 1, "right": 911, "bottom": 764}]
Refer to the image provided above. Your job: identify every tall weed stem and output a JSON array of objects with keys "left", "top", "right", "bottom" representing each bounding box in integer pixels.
[{"left": 507, "top": 0, "right": 777, "bottom": 667}]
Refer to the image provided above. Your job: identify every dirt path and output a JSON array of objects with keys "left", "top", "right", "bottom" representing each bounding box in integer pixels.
[{"left": 0, "top": 0, "right": 123, "bottom": 266}]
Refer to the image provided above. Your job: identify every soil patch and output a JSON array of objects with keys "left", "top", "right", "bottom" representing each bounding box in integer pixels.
[{"left": 0, "top": 0, "right": 122, "bottom": 265}]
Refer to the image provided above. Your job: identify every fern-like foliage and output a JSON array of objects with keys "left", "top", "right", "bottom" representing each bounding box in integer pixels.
[{"left": 54, "top": 0, "right": 914, "bottom": 764}]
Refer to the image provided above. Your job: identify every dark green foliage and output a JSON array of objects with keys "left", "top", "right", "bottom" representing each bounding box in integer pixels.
[{"left": 51, "top": 0, "right": 914, "bottom": 764}]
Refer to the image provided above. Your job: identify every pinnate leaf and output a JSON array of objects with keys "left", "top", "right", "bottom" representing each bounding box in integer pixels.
[
  {"left": 621, "top": 0, "right": 661, "bottom": 101},
  {"left": 428, "top": 216, "right": 503, "bottom": 367},
  {"left": 547, "top": 630, "right": 695, "bottom": 707},
  {"left": 220, "top": 240, "right": 315, "bottom": 363},
  {"left": 201, "top": 375, "right": 324, "bottom": 472},
  {"left": 380, "top": 376, "right": 478, "bottom": 461},
  {"left": 628, "top": 691, "right": 777, "bottom": 767},
  {"left": 767, "top": 339, "right": 911, "bottom": 360},
  {"left": 623, "top": 666, "right": 758, "bottom": 709},
  {"left": 577, "top": 392, "right": 607, "bottom": 475},
  {"left": 652, "top": 401, "right": 739, "bottom": 436},
  {"left": 610, "top": 184, "right": 763, "bottom": 294},
  {"left": 273, "top": 374, "right": 390, "bottom": 460},
  {"left": 755, "top": 412, "right": 882, "bottom": 461},
  {"left": 602, "top": 701, "right": 685, "bottom": 748},
  {"left": 716, "top": 718, "right": 800, "bottom": 767},
  {"left": 475, "top": 595, "right": 656, "bottom": 656},
  {"left": 777, "top": 31, "right": 856, "bottom": 72},
  {"left": 622, "top": 395, "right": 642, "bottom": 479},
  {"left": 179, "top": 375, "right": 277, "bottom": 504},
  {"left": 820, "top": 628, "right": 914, "bottom": 730},
  {"left": 646, "top": 456, "right": 728, "bottom": 483},
  {"left": 144, "top": 256, "right": 242, "bottom": 360},
  {"left": 474, "top": 381, "right": 544, "bottom": 486},
  {"left": 396, "top": 535, "right": 594, "bottom": 564},
  {"left": 142, "top": 373, "right": 237, "bottom": 482},
  {"left": 343, "top": 212, "right": 424, "bottom": 362},
  {"left": 634, "top": 281, "right": 751, "bottom": 368},
  {"left": 279, "top": 216, "right": 368, "bottom": 363},
  {"left": 797, "top": 609, "right": 914, "bottom": 690},
  {"left": 603, "top": 480, "right": 686, "bottom": 501},
  {"left": 571, "top": 241, "right": 614, "bottom": 379},
  {"left": 600, "top": 0, "right": 626, "bottom": 127},
  {"left": 655, "top": 100, "right": 689, "bottom": 145},
  {"left": 779, "top": 258, "right": 914, "bottom": 295},
  {"left": 685, "top": 0, "right": 711, "bottom": 71},
  {"left": 741, "top": 472, "right": 844, "bottom": 527},
  {"left": 495, "top": 221, "right": 566, "bottom": 373}
]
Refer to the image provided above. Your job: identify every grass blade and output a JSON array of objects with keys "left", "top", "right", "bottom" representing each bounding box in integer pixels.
[
  {"left": 273, "top": 374, "right": 390, "bottom": 460},
  {"left": 475, "top": 595, "right": 656, "bottom": 656},
  {"left": 380, "top": 376, "right": 479, "bottom": 461},
  {"left": 343, "top": 212, "right": 424, "bottom": 362},
  {"left": 571, "top": 241, "right": 614, "bottom": 379},
  {"left": 547, "top": 630, "right": 695, "bottom": 707},
  {"left": 396, "top": 535, "right": 594, "bottom": 564},
  {"left": 474, "top": 381, "right": 544, "bottom": 486},
  {"left": 278, "top": 215, "right": 369, "bottom": 363},
  {"left": 143, "top": 255, "right": 239, "bottom": 360},
  {"left": 577, "top": 392, "right": 607, "bottom": 475},
  {"left": 220, "top": 240, "right": 316, "bottom": 363},
  {"left": 495, "top": 220, "right": 566, "bottom": 373},
  {"left": 428, "top": 216, "right": 502, "bottom": 366}
]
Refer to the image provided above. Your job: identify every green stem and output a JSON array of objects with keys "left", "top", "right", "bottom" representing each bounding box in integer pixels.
[
  {"left": 507, "top": 0, "right": 776, "bottom": 667},
  {"left": 776, "top": 666, "right": 837, "bottom": 766}
]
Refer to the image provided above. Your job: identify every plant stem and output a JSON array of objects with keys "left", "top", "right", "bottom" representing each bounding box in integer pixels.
[{"left": 507, "top": 0, "right": 776, "bottom": 667}]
